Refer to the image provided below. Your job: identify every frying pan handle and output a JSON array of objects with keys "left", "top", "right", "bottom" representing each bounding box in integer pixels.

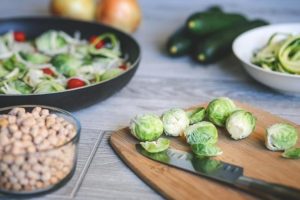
[{"left": 234, "top": 176, "right": 300, "bottom": 200}]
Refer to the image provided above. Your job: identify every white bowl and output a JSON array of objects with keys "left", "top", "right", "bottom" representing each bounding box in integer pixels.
[{"left": 233, "top": 23, "right": 300, "bottom": 94}]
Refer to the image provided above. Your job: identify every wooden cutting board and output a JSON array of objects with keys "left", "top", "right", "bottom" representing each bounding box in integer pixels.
[{"left": 110, "top": 102, "right": 300, "bottom": 200}]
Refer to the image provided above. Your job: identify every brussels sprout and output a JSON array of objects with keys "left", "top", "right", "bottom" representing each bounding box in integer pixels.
[
  {"left": 140, "top": 138, "right": 170, "bottom": 153},
  {"left": 101, "top": 68, "right": 123, "bottom": 81},
  {"left": 3, "top": 55, "right": 26, "bottom": 72},
  {"left": 192, "top": 157, "right": 222, "bottom": 173},
  {"left": 191, "top": 144, "right": 223, "bottom": 157},
  {"left": 265, "top": 123, "right": 298, "bottom": 151},
  {"left": 130, "top": 114, "right": 164, "bottom": 141},
  {"left": 162, "top": 108, "right": 190, "bottom": 137},
  {"left": 206, "top": 97, "right": 236, "bottom": 127},
  {"left": 34, "top": 80, "right": 65, "bottom": 94},
  {"left": 282, "top": 148, "right": 300, "bottom": 159},
  {"left": 20, "top": 52, "right": 50, "bottom": 64},
  {"left": 225, "top": 110, "right": 256, "bottom": 140},
  {"left": 0, "top": 80, "right": 32, "bottom": 94},
  {"left": 51, "top": 54, "right": 81, "bottom": 77},
  {"left": 35, "top": 30, "right": 67, "bottom": 54},
  {"left": 186, "top": 107, "right": 206, "bottom": 124},
  {"left": 184, "top": 121, "right": 218, "bottom": 145}
]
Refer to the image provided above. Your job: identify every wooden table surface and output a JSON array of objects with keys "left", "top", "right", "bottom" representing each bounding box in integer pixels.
[{"left": 1, "top": 0, "right": 300, "bottom": 199}]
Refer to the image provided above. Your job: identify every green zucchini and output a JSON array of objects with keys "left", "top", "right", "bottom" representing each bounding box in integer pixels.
[
  {"left": 193, "top": 20, "right": 268, "bottom": 64},
  {"left": 166, "top": 6, "right": 223, "bottom": 57},
  {"left": 187, "top": 12, "right": 247, "bottom": 36}
]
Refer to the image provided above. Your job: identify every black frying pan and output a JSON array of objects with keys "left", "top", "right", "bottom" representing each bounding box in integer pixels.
[{"left": 0, "top": 17, "right": 141, "bottom": 110}]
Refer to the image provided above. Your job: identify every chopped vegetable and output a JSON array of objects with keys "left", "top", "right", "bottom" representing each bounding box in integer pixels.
[
  {"left": 184, "top": 121, "right": 218, "bottom": 145},
  {"left": 206, "top": 97, "right": 236, "bottom": 127},
  {"left": 0, "top": 30, "right": 129, "bottom": 94},
  {"left": 252, "top": 33, "right": 300, "bottom": 74},
  {"left": 140, "top": 138, "right": 170, "bottom": 153},
  {"left": 130, "top": 114, "right": 164, "bottom": 142},
  {"left": 282, "top": 148, "right": 300, "bottom": 159},
  {"left": 226, "top": 110, "right": 256, "bottom": 140},
  {"left": 186, "top": 107, "right": 206, "bottom": 125},
  {"left": 265, "top": 123, "right": 298, "bottom": 151},
  {"left": 162, "top": 108, "right": 190, "bottom": 137},
  {"left": 191, "top": 144, "right": 223, "bottom": 157}
]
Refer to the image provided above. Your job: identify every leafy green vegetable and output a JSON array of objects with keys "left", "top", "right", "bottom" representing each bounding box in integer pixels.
[
  {"left": 206, "top": 97, "right": 236, "bottom": 127},
  {"left": 191, "top": 143, "right": 222, "bottom": 157},
  {"left": 20, "top": 52, "right": 50, "bottom": 64},
  {"left": 0, "top": 80, "right": 32, "bottom": 94},
  {"left": 282, "top": 148, "right": 300, "bottom": 159},
  {"left": 34, "top": 80, "right": 65, "bottom": 94},
  {"left": 162, "top": 108, "right": 190, "bottom": 137},
  {"left": 186, "top": 107, "right": 206, "bottom": 124},
  {"left": 130, "top": 114, "right": 164, "bottom": 141},
  {"left": 184, "top": 121, "right": 218, "bottom": 145},
  {"left": 35, "top": 30, "right": 67, "bottom": 54},
  {"left": 140, "top": 138, "right": 170, "bottom": 153},
  {"left": 226, "top": 110, "right": 256, "bottom": 140},
  {"left": 265, "top": 123, "right": 298, "bottom": 151},
  {"left": 101, "top": 68, "right": 123, "bottom": 81},
  {"left": 3, "top": 55, "right": 26, "bottom": 72},
  {"left": 51, "top": 54, "right": 81, "bottom": 77}
]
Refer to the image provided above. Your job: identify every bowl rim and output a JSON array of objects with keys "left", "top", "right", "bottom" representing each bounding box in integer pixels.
[
  {"left": 0, "top": 104, "right": 81, "bottom": 156},
  {"left": 0, "top": 16, "right": 141, "bottom": 96},
  {"left": 232, "top": 22, "right": 300, "bottom": 79}
]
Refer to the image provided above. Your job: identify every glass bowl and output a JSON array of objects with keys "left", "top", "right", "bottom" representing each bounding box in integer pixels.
[{"left": 0, "top": 105, "right": 81, "bottom": 196}]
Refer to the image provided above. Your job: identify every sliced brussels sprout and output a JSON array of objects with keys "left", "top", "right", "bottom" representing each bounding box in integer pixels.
[
  {"left": 265, "top": 123, "right": 298, "bottom": 151},
  {"left": 101, "top": 68, "right": 123, "bottom": 81},
  {"left": 130, "top": 114, "right": 164, "bottom": 141},
  {"left": 35, "top": 30, "right": 67, "bottom": 55},
  {"left": 23, "top": 69, "right": 47, "bottom": 87},
  {"left": 51, "top": 54, "right": 82, "bottom": 77},
  {"left": 191, "top": 144, "right": 223, "bottom": 157},
  {"left": 282, "top": 148, "right": 300, "bottom": 159},
  {"left": 20, "top": 52, "right": 50, "bottom": 64},
  {"left": 0, "top": 80, "right": 32, "bottom": 94},
  {"left": 206, "top": 97, "right": 236, "bottom": 127},
  {"left": 140, "top": 138, "right": 170, "bottom": 153},
  {"left": 162, "top": 108, "right": 190, "bottom": 137},
  {"left": 184, "top": 121, "right": 218, "bottom": 145},
  {"left": 3, "top": 55, "right": 26, "bottom": 72},
  {"left": 186, "top": 107, "right": 206, "bottom": 125},
  {"left": 226, "top": 110, "right": 256, "bottom": 140},
  {"left": 34, "top": 80, "right": 65, "bottom": 94},
  {"left": 0, "top": 64, "right": 9, "bottom": 78}
]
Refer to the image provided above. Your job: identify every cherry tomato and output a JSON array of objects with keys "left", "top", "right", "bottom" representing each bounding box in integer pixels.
[
  {"left": 42, "top": 68, "right": 55, "bottom": 76},
  {"left": 14, "top": 31, "right": 26, "bottom": 42},
  {"left": 118, "top": 65, "right": 128, "bottom": 70},
  {"left": 67, "top": 78, "right": 86, "bottom": 89},
  {"left": 89, "top": 35, "right": 105, "bottom": 49},
  {"left": 95, "top": 40, "right": 105, "bottom": 49}
]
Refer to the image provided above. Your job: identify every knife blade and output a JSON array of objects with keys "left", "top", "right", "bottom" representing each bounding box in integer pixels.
[{"left": 136, "top": 144, "right": 300, "bottom": 200}]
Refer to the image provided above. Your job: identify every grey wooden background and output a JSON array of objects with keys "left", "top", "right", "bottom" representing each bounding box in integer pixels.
[{"left": 1, "top": 0, "right": 300, "bottom": 199}]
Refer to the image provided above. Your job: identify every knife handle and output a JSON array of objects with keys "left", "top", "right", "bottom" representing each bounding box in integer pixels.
[{"left": 235, "top": 176, "right": 300, "bottom": 200}]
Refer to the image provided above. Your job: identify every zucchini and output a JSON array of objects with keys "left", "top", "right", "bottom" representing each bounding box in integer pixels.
[
  {"left": 187, "top": 12, "right": 247, "bottom": 36},
  {"left": 166, "top": 6, "right": 223, "bottom": 57},
  {"left": 193, "top": 20, "right": 268, "bottom": 64}
]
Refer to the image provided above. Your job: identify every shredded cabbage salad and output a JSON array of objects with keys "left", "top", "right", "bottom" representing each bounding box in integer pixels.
[
  {"left": 0, "top": 30, "right": 129, "bottom": 94},
  {"left": 252, "top": 33, "right": 300, "bottom": 75}
]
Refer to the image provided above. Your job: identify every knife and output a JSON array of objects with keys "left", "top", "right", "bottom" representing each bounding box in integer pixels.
[{"left": 136, "top": 144, "right": 300, "bottom": 200}]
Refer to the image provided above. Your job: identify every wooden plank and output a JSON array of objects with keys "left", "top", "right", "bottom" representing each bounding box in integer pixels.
[{"left": 110, "top": 102, "right": 300, "bottom": 200}]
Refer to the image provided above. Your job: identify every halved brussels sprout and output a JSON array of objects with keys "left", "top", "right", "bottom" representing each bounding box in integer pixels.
[
  {"left": 140, "top": 138, "right": 170, "bottom": 153},
  {"left": 130, "top": 114, "right": 164, "bottom": 141},
  {"left": 206, "top": 97, "right": 236, "bottom": 127},
  {"left": 34, "top": 80, "right": 65, "bottom": 94},
  {"left": 265, "top": 123, "right": 298, "bottom": 151},
  {"left": 101, "top": 68, "right": 123, "bottom": 81},
  {"left": 184, "top": 121, "right": 218, "bottom": 145},
  {"left": 20, "top": 52, "right": 50, "bottom": 64},
  {"left": 191, "top": 144, "right": 223, "bottom": 157},
  {"left": 51, "top": 54, "right": 82, "bottom": 77},
  {"left": 282, "top": 148, "right": 300, "bottom": 159},
  {"left": 186, "top": 107, "right": 206, "bottom": 125},
  {"left": 162, "top": 108, "right": 190, "bottom": 137},
  {"left": 226, "top": 110, "right": 256, "bottom": 140}
]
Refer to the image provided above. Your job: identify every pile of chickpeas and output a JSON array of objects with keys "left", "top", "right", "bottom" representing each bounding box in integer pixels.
[{"left": 0, "top": 107, "right": 77, "bottom": 193}]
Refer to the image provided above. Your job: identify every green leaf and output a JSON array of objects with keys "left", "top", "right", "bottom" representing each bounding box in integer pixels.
[
  {"left": 140, "top": 138, "right": 170, "bottom": 153},
  {"left": 186, "top": 107, "right": 206, "bottom": 124},
  {"left": 282, "top": 148, "right": 300, "bottom": 159}
]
